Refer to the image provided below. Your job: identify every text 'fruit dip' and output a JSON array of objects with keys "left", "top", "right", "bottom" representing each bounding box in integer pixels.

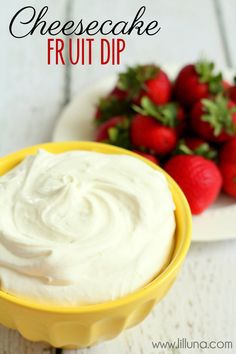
[{"left": 0, "top": 149, "right": 175, "bottom": 305}]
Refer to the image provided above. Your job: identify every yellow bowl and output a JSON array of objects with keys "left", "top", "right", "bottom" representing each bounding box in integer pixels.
[{"left": 0, "top": 141, "right": 192, "bottom": 348}]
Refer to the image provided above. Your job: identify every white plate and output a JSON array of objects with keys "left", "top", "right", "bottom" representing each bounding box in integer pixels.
[{"left": 52, "top": 65, "right": 236, "bottom": 242}]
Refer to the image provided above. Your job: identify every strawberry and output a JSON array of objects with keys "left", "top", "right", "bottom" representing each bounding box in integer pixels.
[
  {"left": 219, "top": 130, "right": 236, "bottom": 197},
  {"left": 95, "top": 92, "right": 131, "bottom": 124},
  {"left": 174, "top": 60, "right": 223, "bottom": 107},
  {"left": 143, "top": 69, "right": 171, "bottom": 105},
  {"left": 117, "top": 64, "right": 171, "bottom": 105},
  {"left": 130, "top": 114, "right": 177, "bottom": 156},
  {"left": 95, "top": 116, "right": 131, "bottom": 149},
  {"left": 175, "top": 137, "right": 217, "bottom": 160},
  {"left": 132, "top": 150, "right": 159, "bottom": 164},
  {"left": 133, "top": 96, "right": 185, "bottom": 136},
  {"left": 110, "top": 86, "right": 128, "bottom": 100},
  {"left": 190, "top": 95, "right": 236, "bottom": 142},
  {"left": 219, "top": 163, "right": 236, "bottom": 197},
  {"left": 184, "top": 137, "right": 207, "bottom": 150},
  {"left": 165, "top": 155, "right": 222, "bottom": 214},
  {"left": 220, "top": 138, "right": 236, "bottom": 164},
  {"left": 222, "top": 80, "right": 231, "bottom": 93},
  {"left": 229, "top": 78, "right": 236, "bottom": 103}
]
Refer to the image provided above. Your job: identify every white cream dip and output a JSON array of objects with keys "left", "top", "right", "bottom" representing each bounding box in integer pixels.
[{"left": 0, "top": 149, "right": 175, "bottom": 305}]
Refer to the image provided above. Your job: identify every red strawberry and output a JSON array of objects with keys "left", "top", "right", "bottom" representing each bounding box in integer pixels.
[
  {"left": 229, "top": 86, "right": 236, "bottom": 103},
  {"left": 95, "top": 108, "right": 101, "bottom": 121},
  {"left": 174, "top": 61, "right": 223, "bottom": 107},
  {"left": 165, "top": 155, "right": 222, "bottom": 214},
  {"left": 95, "top": 116, "right": 131, "bottom": 149},
  {"left": 175, "top": 137, "right": 217, "bottom": 160},
  {"left": 110, "top": 86, "right": 128, "bottom": 100},
  {"left": 222, "top": 80, "right": 231, "bottom": 93},
  {"left": 133, "top": 96, "right": 185, "bottom": 136},
  {"left": 143, "top": 70, "right": 171, "bottom": 105},
  {"left": 220, "top": 138, "right": 236, "bottom": 164},
  {"left": 132, "top": 150, "right": 159, "bottom": 164},
  {"left": 96, "top": 116, "right": 123, "bottom": 141},
  {"left": 219, "top": 163, "right": 236, "bottom": 197},
  {"left": 117, "top": 64, "right": 171, "bottom": 105},
  {"left": 184, "top": 137, "right": 207, "bottom": 150},
  {"left": 219, "top": 126, "right": 236, "bottom": 197},
  {"left": 190, "top": 95, "right": 236, "bottom": 142},
  {"left": 131, "top": 114, "right": 177, "bottom": 156}
]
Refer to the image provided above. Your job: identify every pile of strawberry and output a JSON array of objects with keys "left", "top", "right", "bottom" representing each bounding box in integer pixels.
[{"left": 93, "top": 61, "right": 236, "bottom": 214}]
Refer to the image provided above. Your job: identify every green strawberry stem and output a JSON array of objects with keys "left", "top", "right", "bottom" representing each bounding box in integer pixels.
[
  {"left": 175, "top": 139, "right": 217, "bottom": 160},
  {"left": 107, "top": 118, "right": 131, "bottom": 149},
  {"left": 133, "top": 96, "right": 179, "bottom": 127},
  {"left": 117, "top": 65, "right": 159, "bottom": 99},
  {"left": 195, "top": 60, "right": 223, "bottom": 94},
  {"left": 202, "top": 94, "right": 236, "bottom": 136},
  {"left": 95, "top": 96, "right": 131, "bottom": 125}
]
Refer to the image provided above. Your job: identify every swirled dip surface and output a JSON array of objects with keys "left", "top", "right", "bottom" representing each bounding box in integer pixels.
[{"left": 0, "top": 150, "right": 175, "bottom": 305}]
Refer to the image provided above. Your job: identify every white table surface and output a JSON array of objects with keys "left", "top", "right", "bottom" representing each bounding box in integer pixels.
[{"left": 0, "top": 1, "right": 235, "bottom": 353}]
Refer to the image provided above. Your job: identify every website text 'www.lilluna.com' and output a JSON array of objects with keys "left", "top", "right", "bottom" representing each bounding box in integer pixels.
[{"left": 151, "top": 338, "right": 233, "bottom": 350}]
